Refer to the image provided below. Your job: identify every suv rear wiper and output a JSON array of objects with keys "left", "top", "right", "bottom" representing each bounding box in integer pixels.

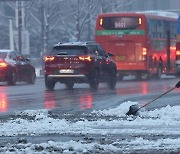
[{"left": 57, "top": 52, "right": 68, "bottom": 55}]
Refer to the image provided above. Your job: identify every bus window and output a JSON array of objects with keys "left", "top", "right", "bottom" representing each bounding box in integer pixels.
[
  {"left": 170, "top": 22, "right": 177, "bottom": 38},
  {"left": 147, "top": 19, "right": 154, "bottom": 38},
  {"left": 157, "top": 20, "right": 163, "bottom": 38},
  {"left": 147, "top": 19, "right": 157, "bottom": 38}
]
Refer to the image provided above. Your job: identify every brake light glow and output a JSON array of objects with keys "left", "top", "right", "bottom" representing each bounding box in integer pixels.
[
  {"left": 0, "top": 62, "right": 7, "bottom": 67},
  {"left": 176, "top": 50, "right": 180, "bottom": 56},
  {"left": 78, "top": 56, "right": 92, "bottom": 61},
  {"left": 142, "top": 48, "right": 147, "bottom": 55},
  {"left": 139, "top": 18, "right": 142, "bottom": 25},
  {"left": 106, "top": 59, "right": 111, "bottom": 64},
  {"left": 100, "top": 18, "right": 103, "bottom": 26},
  {"left": 0, "top": 93, "right": 8, "bottom": 112},
  {"left": 170, "top": 46, "right": 176, "bottom": 51},
  {"left": 44, "top": 56, "right": 55, "bottom": 62}
]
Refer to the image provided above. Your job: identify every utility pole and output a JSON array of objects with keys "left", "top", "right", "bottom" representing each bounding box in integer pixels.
[
  {"left": 0, "top": 0, "right": 31, "bottom": 54},
  {"left": 9, "top": 19, "right": 14, "bottom": 50},
  {"left": 88, "top": 1, "right": 91, "bottom": 41},
  {"left": 15, "top": 1, "right": 30, "bottom": 55},
  {"left": 17, "top": 1, "right": 22, "bottom": 54},
  {"left": 41, "top": 0, "right": 44, "bottom": 55}
]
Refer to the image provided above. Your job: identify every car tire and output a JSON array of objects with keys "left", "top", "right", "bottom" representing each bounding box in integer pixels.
[
  {"left": 136, "top": 73, "right": 142, "bottom": 80},
  {"left": 8, "top": 70, "right": 16, "bottom": 85},
  {"left": 89, "top": 69, "right": 99, "bottom": 90},
  {"left": 28, "top": 71, "right": 36, "bottom": 84},
  {"left": 65, "top": 82, "right": 74, "bottom": 89},
  {"left": 45, "top": 76, "right": 55, "bottom": 90},
  {"left": 107, "top": 68, "right": 117, "bottom": 89}
]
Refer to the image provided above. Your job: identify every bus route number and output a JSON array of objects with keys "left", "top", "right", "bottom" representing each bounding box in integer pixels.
[{"left": 115, "top": 22, "right": 126, "bottom": 28}]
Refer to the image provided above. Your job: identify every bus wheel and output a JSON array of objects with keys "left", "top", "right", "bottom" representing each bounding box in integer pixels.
[
  {"left": 145, "top": 73, "right": 151, "bottom": 80},
  {"left": 136, "top": 73, "right": 142, "bottom": 80},
  {"left": 155, "top": 67, "right": 162, "bottom": 79},
  {"left": 118, "top": 74, "right": 123, "bottom": 81}
]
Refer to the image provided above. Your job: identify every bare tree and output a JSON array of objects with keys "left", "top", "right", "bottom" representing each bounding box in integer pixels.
[
  {"left": 2, "top": 0, "right": 169, "bottom": 55},
  {"left": 56, "top": 0, "right": 99, "bottom": 41},
  {"left": 27, "top": 0, "right": 64, "bottom": 53}
]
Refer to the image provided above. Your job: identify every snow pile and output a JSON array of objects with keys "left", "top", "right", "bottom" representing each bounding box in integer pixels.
[
  {"left": 0, "top": 141, "right": 120, "bottom": 154},
  {"left": 92, "top": 101, "right": 138, "bottom": 116},
  {"left": 1, "top": 101, "right": 180, "bottom": 153}
]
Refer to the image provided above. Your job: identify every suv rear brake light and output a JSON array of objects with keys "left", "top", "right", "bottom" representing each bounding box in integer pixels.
[
  {"left": 176, "top": 50, "right": 180, "bottom": 56},
  {"left": 78, "top": 56, "right": 92, "bottom": 61},
  {"left": 44, "top": 56, "right": 55, "bottom": 62},
  {"left": 176, "top": 50, "right": 180, "bottom": 60},
  {"left": 0, "top": 61, "right": 7, "bottom": 67}
]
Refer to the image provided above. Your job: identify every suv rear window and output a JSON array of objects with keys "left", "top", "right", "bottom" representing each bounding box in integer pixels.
[{"left": 52, "top": 46, "right": 88, "bottom": 55}]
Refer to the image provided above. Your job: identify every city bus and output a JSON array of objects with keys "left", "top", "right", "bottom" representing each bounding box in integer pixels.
[{"left": 95, "top": 11, "right": 178, "bottom": 80}]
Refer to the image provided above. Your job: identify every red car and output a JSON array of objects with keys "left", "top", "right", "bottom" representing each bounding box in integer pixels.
[
  {"left": 44, "top": 42, "right": 117, "bottom": 90},
  {"left": 0, "top": 49, "right": 36, "bottom": 85}
]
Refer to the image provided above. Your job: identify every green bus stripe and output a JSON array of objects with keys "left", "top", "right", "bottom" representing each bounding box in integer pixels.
[{"left": 96, "top": 30, "right": 145, "bottom": 35}]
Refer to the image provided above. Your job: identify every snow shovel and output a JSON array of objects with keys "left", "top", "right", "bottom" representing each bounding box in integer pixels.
[{"left": 126, "top": 81, "right": 180, "bottom": 116}]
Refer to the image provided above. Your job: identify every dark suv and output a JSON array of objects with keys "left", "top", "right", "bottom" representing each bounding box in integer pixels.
[{"left": 44, "top": 42, "right": 117, "bottom": 90}]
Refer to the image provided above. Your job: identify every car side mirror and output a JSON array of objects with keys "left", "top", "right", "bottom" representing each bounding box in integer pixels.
[
  {"left": 107, "top": 52, "right": 113, "bottom": 57},
  {"left": 25, "top": 58, "right": 30, "bottom": 62},
  {"left": 17, "top": 56, "right": 25, "bottom": 61}
]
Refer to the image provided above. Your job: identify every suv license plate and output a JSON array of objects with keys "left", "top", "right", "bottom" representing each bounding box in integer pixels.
[{"left": 59, "top": 69, "right": 74, "bottom": 73}]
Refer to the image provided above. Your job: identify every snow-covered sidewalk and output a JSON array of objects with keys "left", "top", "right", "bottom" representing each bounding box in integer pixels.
[{"left": 1, "top": 101, "right": 180, "bottom": 153}]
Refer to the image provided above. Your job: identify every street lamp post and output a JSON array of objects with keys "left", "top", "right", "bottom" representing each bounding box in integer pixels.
[
  {"left": 17, "top": 1, "right": 22, "bottom": 54},
  {"left": 41, "top": 0, "right": 44, "bottom": 54},
  {"left": 0, "top": 0, "right": 32, "bottom": 54}
]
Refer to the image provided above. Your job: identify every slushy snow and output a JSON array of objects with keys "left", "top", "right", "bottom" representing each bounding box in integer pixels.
[{"left": 1, "top": 101, "right": 180, "bottom": 153}]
